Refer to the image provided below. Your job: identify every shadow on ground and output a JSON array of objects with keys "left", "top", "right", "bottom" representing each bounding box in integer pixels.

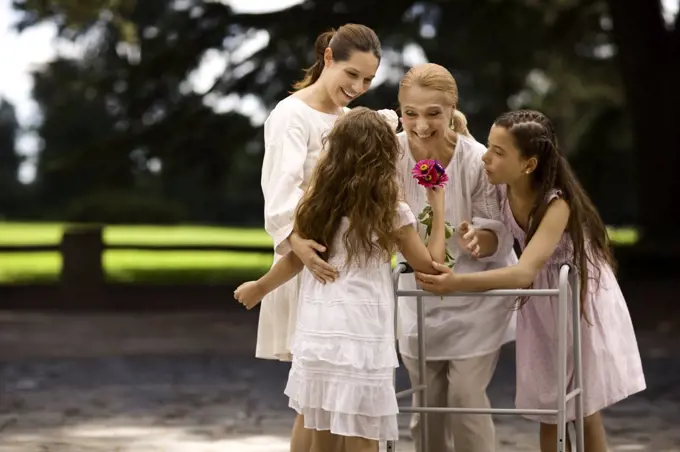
[{"left": 0, "top": 309, "right": 679, "bottom": 451}]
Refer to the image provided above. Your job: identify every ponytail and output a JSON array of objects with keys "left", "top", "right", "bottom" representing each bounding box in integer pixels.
[
  {"left": 451, "top": 109, "right": 471, "bottom": 137},
  {"left": 292, "top": 30, "right": 336, "bottom": 91}
]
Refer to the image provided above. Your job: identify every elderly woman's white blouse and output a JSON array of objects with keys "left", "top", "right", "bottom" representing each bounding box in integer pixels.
[
  {"left": 396, "top": 132, "right": 518, "bottom": 360},
  {"left": 256, "top": 96, "right": 341, "bottom": 361}
]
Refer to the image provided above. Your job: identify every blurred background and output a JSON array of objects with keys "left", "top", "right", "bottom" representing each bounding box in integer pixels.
[{"left": 0, "top": 0, "right": 679, "bottom": 451}]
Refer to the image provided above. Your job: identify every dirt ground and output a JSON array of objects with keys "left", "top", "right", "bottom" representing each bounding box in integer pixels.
[{"left": 0, "top": 310, "right": 679, "bottom": 452}]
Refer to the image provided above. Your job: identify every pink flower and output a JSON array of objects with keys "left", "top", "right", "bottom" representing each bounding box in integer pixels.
[{"left": 411, "top": 159, "right": 449, "bottom": 188}]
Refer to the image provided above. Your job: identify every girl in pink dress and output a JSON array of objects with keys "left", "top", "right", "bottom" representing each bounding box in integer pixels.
[{"left": 414, "top": 110, "right": 646, "bottom": 452}]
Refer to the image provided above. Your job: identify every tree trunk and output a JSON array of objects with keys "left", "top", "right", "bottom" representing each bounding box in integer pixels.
[{"left": 607, "top": 0, "right": 680, "bottom": 249}]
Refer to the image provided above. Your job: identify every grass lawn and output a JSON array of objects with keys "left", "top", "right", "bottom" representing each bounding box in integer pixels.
[
  {"left": 0, "top": 222, "right": 639, "bottom": 285},
  {"left": 0, "top": 223, "right": 273, "bottom": 246},
  {"left": 0, "top": 223, "right": 274, "bottom": 284}
]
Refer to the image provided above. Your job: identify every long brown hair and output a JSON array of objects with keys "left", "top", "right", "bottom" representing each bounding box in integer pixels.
[
  {"left": 295, "top": 107, "right": 402, "bottom": 266},
  {"left": 398, "top": 63, "right": 471, "bottom": 137},
  {"left": 494, "top": 110, "right": 616, "bottom": 315},
  {"left": 293, "top": 24, "right": 382, "bottom": 90}
]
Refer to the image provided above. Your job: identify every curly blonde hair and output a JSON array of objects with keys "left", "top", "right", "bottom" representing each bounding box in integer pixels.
[{"left": 295, "top": 107, "right": 402, "bottom": 266}]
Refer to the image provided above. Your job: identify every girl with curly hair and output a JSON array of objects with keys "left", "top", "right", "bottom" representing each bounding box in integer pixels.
[{"left": 235, "top": 107, "right": 448, "bottom": 452}]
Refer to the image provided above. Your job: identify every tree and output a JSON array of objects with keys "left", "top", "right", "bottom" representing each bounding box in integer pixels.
[
  {"left": 20, "top": 0, "right": 264, "bottom": 222},
  {"left": 606, "top": 0, "right": 680, "bottom": 246},
  {"left": 12, "top": 0, "right": 138, "bottom": 42},
  {"left": 12, "top": 0, "right": 643, "bottom": 228},
  {"left": 0, "top": 99, "right": 23, "bottom": 217}
]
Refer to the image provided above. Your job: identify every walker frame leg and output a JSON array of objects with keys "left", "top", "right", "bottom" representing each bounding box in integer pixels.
[{"left": 388, "top": 263, "right": 584, "bottom": 452}]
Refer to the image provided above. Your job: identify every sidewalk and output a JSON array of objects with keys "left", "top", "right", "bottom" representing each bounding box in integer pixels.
[{"left": 0, "top": 311, "right": 679, "bottom": 451}]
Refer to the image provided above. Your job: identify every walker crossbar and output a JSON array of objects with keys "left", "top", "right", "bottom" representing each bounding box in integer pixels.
[
  {"left": 387, "top": 263, "right": 584, "bottom": 452},
  {"left": 398, "top": 407, "right": 558, "bottom": 416},
  {"left": 397, "top": 289, "right": 560, "bottom": 297}
]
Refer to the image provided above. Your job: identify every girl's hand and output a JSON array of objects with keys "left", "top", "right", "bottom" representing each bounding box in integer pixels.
[
  {"left": 289, "top": 232, "right": 337, "bottom": 284},
  {"left": 426, "top": 187, "right": 445, "bottom": 214},
  {"left": 415, "top": 261, "right": 459, "bottom": 294},
  {"left": 457, "top": 221, "right": 481, "bottom": 258},
  {"left": 234, "top": 281, "right": 265, "bottom": 310}
]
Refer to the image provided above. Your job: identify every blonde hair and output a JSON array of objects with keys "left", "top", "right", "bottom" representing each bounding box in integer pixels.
[{"left": 398, "top": 63, "right": 471, "bottom": 137}]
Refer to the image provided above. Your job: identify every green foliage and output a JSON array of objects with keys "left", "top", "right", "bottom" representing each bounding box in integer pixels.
[
  {"left": 0, "top": 250, "right": 272, "bottom": 284},
  {"left": 0, "top": 99, "right": 26, "bottom": 219},
  {"left": 0, "top": 222, "right": 273, "bottom": 245},
  {"left": 64, "top": 191, "right": 187, "bottom": 224},
  {"left": 12, "top": 0, "right": 138, "bottom": 42},
  {"left": 10, "top": 0, "right": 680, "bottom": 240},
  {"left": 0, "top": 222, "right": 638, "bottom": 284}
]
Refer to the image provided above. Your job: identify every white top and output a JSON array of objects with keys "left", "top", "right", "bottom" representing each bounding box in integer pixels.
[
  {"left": 261, "top": 96, "right": 342, "bottom": 255},
  {"left": 285, "top": 201, "right": 417, "bottom": 441},
  {"left": 396, "top": 131, "right": 518, "bottom": 360},
  {"left": 256, "top": 96, "right": 342, "bottom": 361}
]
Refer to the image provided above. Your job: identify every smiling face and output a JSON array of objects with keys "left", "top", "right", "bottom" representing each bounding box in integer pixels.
[
  {"left": 323, "top": 49, "right": 378, "bottom": 107},
  {"left": 482, "top": 124, "right": 537, "bottom": 185},
  {"left": 399, "top": 84, "right": 453, "bottom": 144}
]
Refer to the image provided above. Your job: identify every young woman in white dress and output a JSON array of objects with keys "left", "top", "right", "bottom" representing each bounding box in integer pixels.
[
  {"left": 257, "top": 23, "right": 381, "bottom": 451},
  {"left": 394, "top": 63, "right": 518, "bottom": 452},
  {"left": 236, "top": 107, "right": 448, "bottom": 452}
]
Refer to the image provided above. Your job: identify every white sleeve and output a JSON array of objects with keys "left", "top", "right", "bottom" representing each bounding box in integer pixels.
[
  {"left": 377, "top": 109, "right": 399, "bottom": 132},
  {"left": 394, "top": 201, "right": 417, "bottom": 229},
  {"left": 261, "top": 107, "right": 309, "bottom": 255},
  {"left": 468, "top": 153, "right": 515, "bottom": 263}
]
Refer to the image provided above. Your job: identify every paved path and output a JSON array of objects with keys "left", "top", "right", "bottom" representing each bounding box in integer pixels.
[{"left": 0, "top": 311, "right": 679, "bottom": 451}]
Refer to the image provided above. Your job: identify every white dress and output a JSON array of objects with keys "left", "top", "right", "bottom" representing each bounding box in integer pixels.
[
  {"left": 284, "top": 201, "right": 416, "bottom": 441},
  {"left": 257, "top": 96, "right": 342, "bottom": 361},
  {"left": 396, "top": 132, "right": 518, "bottom": 360}
]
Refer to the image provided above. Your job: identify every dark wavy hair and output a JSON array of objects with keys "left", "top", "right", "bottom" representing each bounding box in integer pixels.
[
  {"left": 295, "top": 107, "right": 402, "bottom": 266},
  {"left": 292, "top": 24, "right": 381, "bottom": 90},
  {"left": 494, "top": 110, "right": 616, "bottom": 317}
]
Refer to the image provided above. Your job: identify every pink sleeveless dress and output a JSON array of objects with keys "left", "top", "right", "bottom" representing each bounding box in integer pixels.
[{"left": 500, "top": 186, "right": 646, "bottom": 423}]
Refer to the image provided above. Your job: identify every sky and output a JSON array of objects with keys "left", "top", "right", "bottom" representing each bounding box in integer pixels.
[{"left": 0, "top": 0, "right": 678, "bottom": 183}]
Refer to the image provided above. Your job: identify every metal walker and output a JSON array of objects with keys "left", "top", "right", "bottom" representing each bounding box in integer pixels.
[{"left": 386, "top": 263, "right": 584, "bottom": 452}]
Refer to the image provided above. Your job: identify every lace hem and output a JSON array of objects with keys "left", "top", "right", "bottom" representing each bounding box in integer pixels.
[
  {"left": 285, "top": 363, "right": 398, "bottom": 418},
  {"left": 290, "top": 404, "right": 399, "bottom": 441}
]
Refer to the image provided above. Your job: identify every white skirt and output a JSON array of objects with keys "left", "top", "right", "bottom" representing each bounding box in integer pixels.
[
  {"left": 255, "top": 256, "right": 301, "bottom": 362},
  {"left": 285, "top": 361, "right": 399, "bottom": 441},
  {"left": 284, "top": 278, "right": 400, "bottom": 441}
]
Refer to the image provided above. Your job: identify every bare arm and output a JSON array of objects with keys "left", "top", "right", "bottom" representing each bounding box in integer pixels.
[
  {"left": 234, "top": 252, "right": 304, "bottom": 309},
  {"left": 425, "top": 201, "right": 446, "bottom": 264},
  {"left": 259, "top": 252, "right": 305, "bottom": 293},
  {"left": 396, "top": 191, "right": 447, "bottom": 274},
  {"left": 416, "top": 199, "right": 569, "bottom": 293}
]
